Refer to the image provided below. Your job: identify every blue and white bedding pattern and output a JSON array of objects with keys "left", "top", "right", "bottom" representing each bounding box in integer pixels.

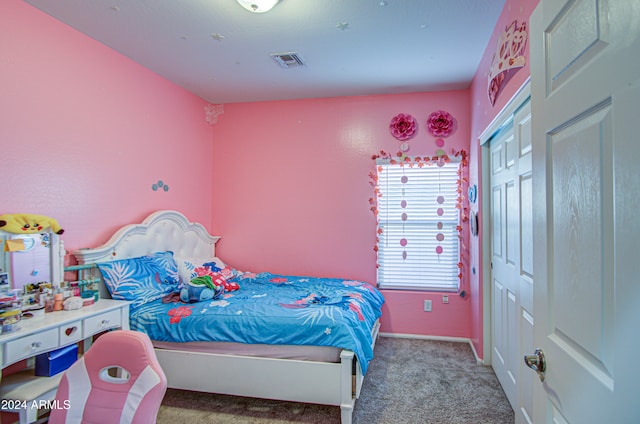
[
  {"left": 129, "top": 272, "right": 385, "bottom": 374},
  {"left": 97, "top": 251, "right": 181, "bottom": 307}
]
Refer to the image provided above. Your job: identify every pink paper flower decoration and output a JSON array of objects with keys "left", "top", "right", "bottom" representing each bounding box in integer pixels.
[
  {"left": 390, "top": 113, "right": 417, "bottom": 141},
  {"left": 427, "top": 110, "right": 455, "bottom": 138}
]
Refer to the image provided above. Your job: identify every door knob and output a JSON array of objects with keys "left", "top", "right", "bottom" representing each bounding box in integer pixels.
[{"left": 524, "top": 348, "right": 546, "bottom": 382}]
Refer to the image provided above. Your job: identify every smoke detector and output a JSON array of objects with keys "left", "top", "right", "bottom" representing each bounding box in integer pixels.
[{"left": 270, "top": 52, "right": 305, "bottom": 68}]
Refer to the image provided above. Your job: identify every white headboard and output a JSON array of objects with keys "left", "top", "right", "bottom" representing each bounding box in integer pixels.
[{"left": 73, "top": 210, "right": 220, "bottom": 298}]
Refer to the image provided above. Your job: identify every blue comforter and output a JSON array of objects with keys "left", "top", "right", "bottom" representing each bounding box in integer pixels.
[{"left": 129, "top": 272, "right": 385, "bottom": 374}]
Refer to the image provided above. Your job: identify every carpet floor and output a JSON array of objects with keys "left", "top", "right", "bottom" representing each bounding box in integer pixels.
[{"left": 157, "top": 337, "right": 514, "bottom": 424}]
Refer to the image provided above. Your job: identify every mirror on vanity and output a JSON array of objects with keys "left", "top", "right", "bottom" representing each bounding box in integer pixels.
[{"left": 0, "top": 231, "right": 63, "bottom": 293}]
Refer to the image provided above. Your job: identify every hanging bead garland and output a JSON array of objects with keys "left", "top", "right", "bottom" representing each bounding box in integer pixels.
[
  {"left": 435, "top": 152, "right": 446, "bottom": 255},
  {"left": 400, "top": 171, "right": 408, "bottom": 260},
  {"left": 427, "top": 110, "right": 455, "bottom": 255},
  {"left": 436, "top": 192, "right": 446, "bottom": 254}
]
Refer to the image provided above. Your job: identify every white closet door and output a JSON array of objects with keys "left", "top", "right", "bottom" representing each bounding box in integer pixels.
[{"left": 490, "top": 98, "right": 534, "bottom": 423}]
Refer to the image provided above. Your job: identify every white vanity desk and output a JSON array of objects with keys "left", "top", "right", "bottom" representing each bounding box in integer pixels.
[{"left": 0, "top": 299, "right": 130, "bottom": 423}]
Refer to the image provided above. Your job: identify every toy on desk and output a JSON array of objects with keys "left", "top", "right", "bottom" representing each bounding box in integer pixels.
[{"left": 0, "top": 213, "right": 64, "bottom": 234}]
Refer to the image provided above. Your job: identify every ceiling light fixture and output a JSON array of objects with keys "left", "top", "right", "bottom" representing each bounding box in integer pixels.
[{"left": 236, "top": 0, "right": 279, "bottom": 13}]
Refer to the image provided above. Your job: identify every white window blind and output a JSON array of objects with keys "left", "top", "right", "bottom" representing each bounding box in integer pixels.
[{"left": 376, "top": 160, "right": 460, "bottom": 291}]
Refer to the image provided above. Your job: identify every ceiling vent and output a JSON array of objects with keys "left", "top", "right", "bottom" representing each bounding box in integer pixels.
[{"left": 270, "top": 52, "right": 305, "bottom": 68}]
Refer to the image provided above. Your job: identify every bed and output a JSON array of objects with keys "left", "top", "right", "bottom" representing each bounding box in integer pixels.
[{"left": 72, "top": 210, "right": 384, "bottom": 424}]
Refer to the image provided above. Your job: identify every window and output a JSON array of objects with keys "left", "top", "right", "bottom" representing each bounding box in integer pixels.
[{"left": 376, "top": 159, "right": 460, "bottom": 291}]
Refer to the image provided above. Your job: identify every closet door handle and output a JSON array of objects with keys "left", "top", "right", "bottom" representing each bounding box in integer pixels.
[{"left": 524, "top": 348, "right": 546, "bottom": 382}]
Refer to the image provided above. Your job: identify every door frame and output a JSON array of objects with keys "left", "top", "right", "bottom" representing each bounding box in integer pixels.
[{"left": 478, "top": 77, "right": 531, "bottom": 364}]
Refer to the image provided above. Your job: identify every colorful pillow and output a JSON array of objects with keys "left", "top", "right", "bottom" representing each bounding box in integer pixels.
[
  {"left": 175, "top": 256, "right": 227, "bottom": 284},
  {"left": 97, "top": 251, "right": 181, "bottom": 306}
]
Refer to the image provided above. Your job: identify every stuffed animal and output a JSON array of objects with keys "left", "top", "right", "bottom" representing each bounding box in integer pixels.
[
  {"left": 194, "top": 266, "right": 240, "bottom": 292},
  {"left": 202, "top": 262, "right": 222, "bottom": 272},
  {"left": 180, "top": 275, "right": 225, "bottom": 303},
  {"left": 0, "top": 213, "right": 64, "bottom": 234}
]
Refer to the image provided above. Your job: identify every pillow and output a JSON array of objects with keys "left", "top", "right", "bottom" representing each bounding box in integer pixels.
[
  {"left": 97, "top": 251, "right": 181, "bottom": 306},
  {"left": 175, "top": 256, "right": 227, "bottom": 284}
]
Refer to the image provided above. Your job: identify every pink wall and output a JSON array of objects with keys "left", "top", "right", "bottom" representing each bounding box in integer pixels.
[
  {"left": 1, "top": 0, "right": 541, "bottom": 349},
  {"left": 212, "top": 91, "right": 472, "bottom": 338},
  {"left": 468, "top": 0, "right": 540, "bottom": 358},
  {"left": 0, "top": 0, "right": 213, "bottom": 257}
]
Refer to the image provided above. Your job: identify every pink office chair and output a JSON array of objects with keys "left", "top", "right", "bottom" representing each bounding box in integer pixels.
[{"left": 49, "top": 330, "right": 167, "bottom": 424}]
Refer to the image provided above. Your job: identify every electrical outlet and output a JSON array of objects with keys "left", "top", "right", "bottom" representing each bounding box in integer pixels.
[
  {"left": 442, "top": 295, "right": 449, "bottom": 304},
  {"left": 424, "top": 300, "right": 432, "bottom": 312}
]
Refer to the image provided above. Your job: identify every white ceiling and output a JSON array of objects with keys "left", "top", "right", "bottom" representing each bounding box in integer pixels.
[{"left": 24, "top": 0, "right": 506, "bottom": 104}]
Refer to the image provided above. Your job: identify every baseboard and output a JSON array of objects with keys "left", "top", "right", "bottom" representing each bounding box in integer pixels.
[
  {"left": 379, "top": 333, "right": 484, "bottom": 365},
  {"left": 468, "top": 339, "right": 484, "bottom": 365},
  {"left": 379, "top": 332, "right": 470, "bottom": 343}
]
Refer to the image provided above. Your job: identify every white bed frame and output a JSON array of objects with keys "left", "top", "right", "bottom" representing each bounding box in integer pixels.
[{"left": 73, "top": 210, "right": 379, "bottom": 424}]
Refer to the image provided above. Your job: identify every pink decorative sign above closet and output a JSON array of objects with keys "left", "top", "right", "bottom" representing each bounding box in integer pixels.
[{"left": 488, "top": 20, "right": 527, "bottom": 106}]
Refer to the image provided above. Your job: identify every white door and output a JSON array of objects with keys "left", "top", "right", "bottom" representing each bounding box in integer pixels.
[
  {"left": 490, "top": 97, "right": 534, "bottom": 423},
  {"left": 490, "top": 118, "right": 518, "bottom": 408},
  {"left": 530, "top": 0, "right": 640, "bottom": 422}
]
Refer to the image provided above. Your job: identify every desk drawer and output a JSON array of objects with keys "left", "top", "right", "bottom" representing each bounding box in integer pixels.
[
  {"left": 4, "top": 328, "right": 58, "bottom": 366},
  {"left": 59, "top": 320, "right": 82, "bottom": 345},
  {"left": 83, "top": 309, "right": 122, "bottom": 338}
]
